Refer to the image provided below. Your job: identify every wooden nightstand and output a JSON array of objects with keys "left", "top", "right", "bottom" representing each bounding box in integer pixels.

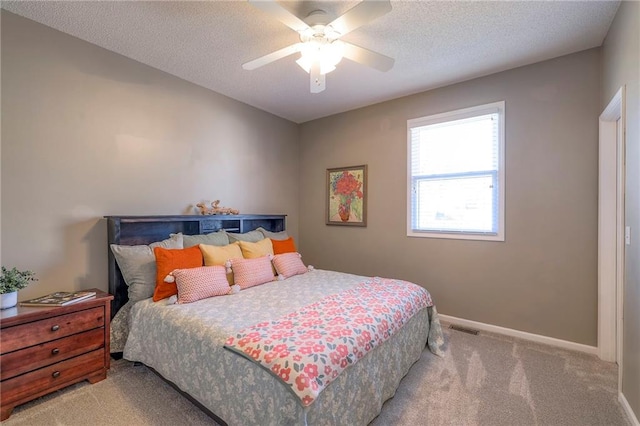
[{"left": 0, "top": 289, "right": 113, "bottom": 421}]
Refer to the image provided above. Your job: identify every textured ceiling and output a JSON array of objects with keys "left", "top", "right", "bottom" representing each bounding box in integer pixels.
[{"left": 2, "top": 1, "right": 620, "bottom": 123}]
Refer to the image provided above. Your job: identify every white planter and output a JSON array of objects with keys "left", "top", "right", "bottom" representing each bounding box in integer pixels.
[{"left": 0, "top": 291, "right": 18, "bottom": 309}]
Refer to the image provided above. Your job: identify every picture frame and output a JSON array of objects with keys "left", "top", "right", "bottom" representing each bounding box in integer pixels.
[{"left": 326, "top": 165, "right": 367, "bottom": 226}]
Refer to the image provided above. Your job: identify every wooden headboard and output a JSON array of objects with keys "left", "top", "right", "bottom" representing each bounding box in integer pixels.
[{"left": 105, "top": 214, "right": 286, "bottom": 317}]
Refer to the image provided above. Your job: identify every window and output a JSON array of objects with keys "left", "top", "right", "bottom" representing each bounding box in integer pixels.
[{"left": 407, "top": 101, "right": 505, "bottom": 241}]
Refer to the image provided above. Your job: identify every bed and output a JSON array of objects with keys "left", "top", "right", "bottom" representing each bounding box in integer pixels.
[{"left": 106, "top": 215, "right": 444, "bottom": 426}]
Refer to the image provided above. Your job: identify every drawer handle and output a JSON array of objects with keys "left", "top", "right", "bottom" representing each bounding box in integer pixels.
[
  {"left": 51, "top": 325, "right": 60, "bottom": 332},
  {"left": 52, "top": 371, "right": 60, "bottom": 379},
  {"left": 51, "top": 348, "right": 60, "bottom": 355}
]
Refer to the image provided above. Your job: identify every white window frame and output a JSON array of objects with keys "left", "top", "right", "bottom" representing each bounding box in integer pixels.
[{"left": 406, "top": 101, "right": 505, "bottom": 241}]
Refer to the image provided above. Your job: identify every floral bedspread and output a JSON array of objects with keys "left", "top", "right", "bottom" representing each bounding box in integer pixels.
[
  {"left": 224, "top": 277, "right": 433, "bottom": 406},
  {"left": 123, "top": 270, "right": 444, "bottom": 426}
]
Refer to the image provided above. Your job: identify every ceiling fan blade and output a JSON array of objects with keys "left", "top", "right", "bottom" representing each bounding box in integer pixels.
[
  {"left": 242, "top": 43, "right": 304, "bottom": 70},
  {"left": 328, "top": 0, "right": 392, "bottom": 37},
  {"left": 248, "top": 0, "right": 310, "bottom": 33},
  {"left": 342, "top": 42, "right": 394, "bottom": 72},
  {"left": 310, "top": 62, "right": 325, "bottom": 94}
]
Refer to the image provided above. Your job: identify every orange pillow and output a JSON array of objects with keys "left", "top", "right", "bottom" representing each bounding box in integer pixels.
[
  {"left": 271, "top": 237, "right": 297, "bottom": 255},
  {"left": 153, "top": 246, "right": 203, "bottom": 301}
]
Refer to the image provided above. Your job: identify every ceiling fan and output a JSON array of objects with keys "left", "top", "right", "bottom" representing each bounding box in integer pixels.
[{"left": 242, "top": 0, "right": 394, "bottom": 94}]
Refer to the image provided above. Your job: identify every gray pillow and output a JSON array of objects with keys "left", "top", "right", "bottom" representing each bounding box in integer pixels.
[
  {"left": 174, "top": 231, "right": 230, "bottom": 248},
  {"left": 110, "top": 234, "right": 183, "bottom": 303},
  {"left": 257, "top": 227, "right": 289, "bottom": 241},
  {"left": 225, "top": 230, "right": 264, "bottom": 243}
]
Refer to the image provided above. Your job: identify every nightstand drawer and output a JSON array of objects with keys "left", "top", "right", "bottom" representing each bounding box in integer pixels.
[
  {"left": 0, "top": 349, "right": 104, "bottom": 406},
  {"left": 0, "top": 328, "right": 105, "bottom": 380},
  {"left": 1, "top": 307, "right": 104, "bottom": 354}
]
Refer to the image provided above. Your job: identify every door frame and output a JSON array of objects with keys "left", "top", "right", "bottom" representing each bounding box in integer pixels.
[{"left": 598, "top": 86, "right": 625, "bottom": 377}]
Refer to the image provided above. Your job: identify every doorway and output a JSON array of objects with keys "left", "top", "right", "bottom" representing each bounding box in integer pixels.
[{"left": 598, "top": 87, "right": 625, "bottom": 387}]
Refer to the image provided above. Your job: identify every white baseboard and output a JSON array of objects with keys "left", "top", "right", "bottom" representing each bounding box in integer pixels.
[
  {"left": 438, "top": 314, "right": 598, "bottom": 355},
  {"left": 620, "top": 392, "right": 640, "bottom": 426}
]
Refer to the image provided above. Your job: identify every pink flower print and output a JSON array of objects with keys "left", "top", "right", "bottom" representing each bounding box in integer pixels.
[
  {"left": 351, "top": 306, "right": 367, "bottom": 314},
  {"left": 330, "top": 351, "right": 341, "bottom": 365},
  {"left": 330, "top": 329, "right": 343, "bottom": 338},
  {"left": 273, "top": 320, "right": 293, "bottom": 330},
  {"left": 279, "top": 350, "right": 290, "bottom": 358},
  {"left": 302, "top": 395, "right": 314, "bottom": 406},
  {"left": 295, "top": 374, "right": 310, "bottom": 391},
  {"left": 324, "top": 365, "right": 333, "bottom": 375},
  {"left": 329, "top": 316, "right": 347, "bottom": 326},
  {"left": 251, "top": 348, "right": 262, "bottom": 360},
  {"left": 238, "top": 337, "right": 250, "bottom": 347},
  {"left": 300, "top": 346, "right": 313, "bottom": 355},
  {"left": 304, "top": 364, "right": 319, "bottom": 379},
  {"left": 273, "top": 344, "right": 288, "bottom": 353},
  {"left": 278, "top": 367, "right": 291, "bottom": 382},
  {"left": 293, "top": 354, "right": 302, "bottom": 361},
  {"left": 336, "top": 344, "right": 349, "bottom": 358},
  {"left": 340, "top": 358, "right": 348, "bottom": 368},
  {"left": 265, "top": 351, "right": 278, "bottom": 363},
  {"left": 340, "top": 328, "right": 352, "bottom": 337},
  {"left": 271, "top": 363, "right": 281, "bottom": 374},
  {"left": 313, "top": 344, "right": 325, "bottom": 353},
  {"left": 226, "top": 337, "right": 235, "bottom": 345}
]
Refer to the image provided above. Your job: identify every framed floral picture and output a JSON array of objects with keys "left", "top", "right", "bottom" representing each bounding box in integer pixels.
[{"left": 326, "top": 165, "right": 367, "bottom": 226}]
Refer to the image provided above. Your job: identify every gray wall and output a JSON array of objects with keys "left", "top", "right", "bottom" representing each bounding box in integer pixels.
[
  {"left": 299, "top": 49, "right": 601, "bottom": 346},
  {"left": 1, "top": 11, "right": 300, "bottom": 301},
  {"left": 602, "top": 0, "right": 640, "bottom": 418}
]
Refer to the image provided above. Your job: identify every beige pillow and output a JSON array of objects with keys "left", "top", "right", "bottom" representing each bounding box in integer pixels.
[
  {"left": 257, "top": 227, "right": 289, "bottom": 241},
  {"left": 238, "top": 238, "right": 274, "bottom": 259},
  {"left": 175, "top": 231, "right": 229, "bottom": 248},
  {"left": 200, "top": 242, "right": 243, "bottom": 285},
  {"left": 225, "top": 230, "right": 264, "bottom": 243},
  {"left": 110, "top": 234, "right": 183, "bottom": 303}
]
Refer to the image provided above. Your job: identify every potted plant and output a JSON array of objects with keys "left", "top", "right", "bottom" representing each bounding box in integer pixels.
[{"left": 0, "top": 266, "right": 37, "bottom": 309}]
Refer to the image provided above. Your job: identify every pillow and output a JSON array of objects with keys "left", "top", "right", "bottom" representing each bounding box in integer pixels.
[
  {"left": 257, "top": 227, "right": 289, "bottom": 241},
  {"left": 225, "top": 230, "right": 264, "bottom": 243},
  {"left": 271, "top": 237, "right": 297, "bottom": 255},
  {"left": 170, "top": 266, "right": 231, "bottom": 304},
  {"left": 227, "top": 256, "right": 275, "bottom": 290},
  {"left": 110, "top": 234, "right": 183, "bottom": 303},
  {"left": 238, "top": 238, "right": 274, "bottom": 259},
  {"left": 200, "top": 242, "right": 244, "bottom": 285},
  {"left": 272, "top": 252, "right": 308, "bottom": 279},
  {"left": 177, "top": 231, "right": 230, "bottom": 248},
  {"left": 153, "top": 246, "right": 203, "bottom": 301}
]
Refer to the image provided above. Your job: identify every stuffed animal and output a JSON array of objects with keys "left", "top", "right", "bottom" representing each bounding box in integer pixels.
[
  {"left": 211, "top": 200, "right": 239, "bottom": 215},
  {"left": 196, "top": 202, "right": 213, "bottom": 215}
]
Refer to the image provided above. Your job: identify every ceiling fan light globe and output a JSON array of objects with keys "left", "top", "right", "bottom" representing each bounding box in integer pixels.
[
  {"left": 320, "top": 64, "right": 336, "bottom": 75},
  {"left": 296, "top": 56, "right": 312, "bottom": 73},
  {"left": 322, "top": 40, "right": 344, "bottom": 66}
]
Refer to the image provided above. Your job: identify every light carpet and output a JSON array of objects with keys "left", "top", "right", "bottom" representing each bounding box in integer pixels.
[{"left": 2, "top": 327, "right": 630, "bottom": 426}]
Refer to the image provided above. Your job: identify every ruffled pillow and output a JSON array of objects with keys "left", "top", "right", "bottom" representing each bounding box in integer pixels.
[
  {"left": 272, "top": 252, "right": 308, "bottom": 279},
  {"left": 167, "top": 266, "right": 235, "bottom": 304},
  {"left": 226, "top": 256, "right": 275, "bottom": 290}
]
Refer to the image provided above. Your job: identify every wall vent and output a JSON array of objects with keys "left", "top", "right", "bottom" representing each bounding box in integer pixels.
[{"left": 449, "top": 324, "right": 479, "bottom": 335}]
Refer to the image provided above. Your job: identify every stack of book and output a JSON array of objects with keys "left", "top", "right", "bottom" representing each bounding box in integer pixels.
[{"left": 19, "top": 291, "right": 96, "bottom": 307}]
